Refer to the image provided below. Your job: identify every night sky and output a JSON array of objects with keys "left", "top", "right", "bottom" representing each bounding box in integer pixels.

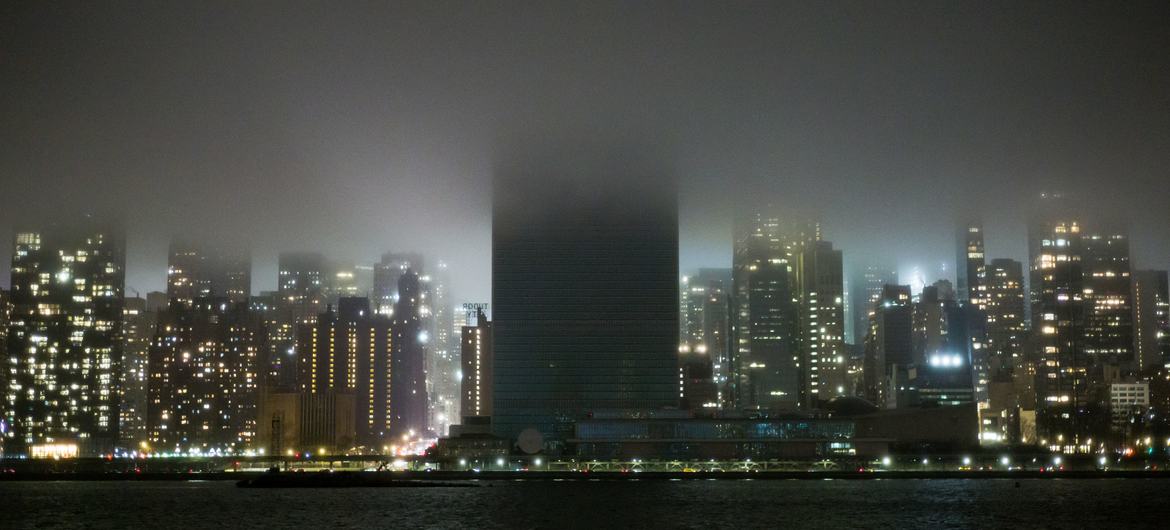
[{"left": 2, "top": 1, "right": 1168, "bottom": 303}]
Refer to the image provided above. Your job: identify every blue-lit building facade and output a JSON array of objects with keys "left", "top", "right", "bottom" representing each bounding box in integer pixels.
[{"left": 572, "top": 416, "right": 867, "bottom": 460}]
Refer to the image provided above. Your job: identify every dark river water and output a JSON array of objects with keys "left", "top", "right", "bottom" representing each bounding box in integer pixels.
[{"left": 4, "top": 479, "right": 1168, "bottom": 528}]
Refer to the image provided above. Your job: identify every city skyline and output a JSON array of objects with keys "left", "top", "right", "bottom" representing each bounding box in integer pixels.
[{"left": 5, "top": 5, "right": 1170, "bottom": 526}]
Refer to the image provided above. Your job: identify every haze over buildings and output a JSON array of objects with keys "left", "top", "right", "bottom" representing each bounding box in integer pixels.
[{"left": 3, "top": 2, "right": 1170, "bottom": 303}]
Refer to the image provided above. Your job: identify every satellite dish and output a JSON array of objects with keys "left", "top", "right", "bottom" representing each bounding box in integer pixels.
[{"left": 516, "top": 428, "right": 543, "bottom": 455}]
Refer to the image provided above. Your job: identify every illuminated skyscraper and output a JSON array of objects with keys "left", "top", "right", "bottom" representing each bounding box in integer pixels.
[
  {"left": 1132, "top": 270, "right": 1170, "bottom": 372},
  {"left": 1029, "top": 198, "right": 1134, "bottom": 441},
  {"left": 1081, "top": 233, "right": 1134, "bottom": 367},
  {"left": 982, "top": 258, "right": 1029, "bottom": 443},
  {"left": 4, "top": 228, "right": 124, "bottom": 457},
  {"left": 796, "top": 240, "right": 847, "bottom": 407},
  {"left": 460, "top": 308, "right": 493, "bottom": 419},
  {"left": 0, "top": 288, "right": 8, "bottom": 375},
  {"left": 295, "top": 297, "right": 392, "bottom": 446},
  {"left": 119, "top": 297, "right": 155, "bottom": 448},
  {"left": 491, "top": 153, "right": 678, "bottom": 449},
  {"left": 270, "top": 252, "right": 326, "bottom": 394},
  {"left": 680, "top": 275, "right": 705, "bottom": 346},
  {"left": 420, "top": 261, "right": 457, "bottom": 436},
  {"left": 700, "top": 270, "right": 732, "bottom": 406},
  {"left": 147, "top": 298, "right": 264, "bottom": 453},
  {"left": 985, "top": 259, "right": 1027, "bottom": 375},
  {"left": 957, "top": 223, "right": 987, "bottom": 307},
  {"left": 371, "top": 252, "right": 454, "bottom": 435},
  {"left": 731, "top": 209, "right": 817, "bottom": 410},
  {"left": 679, "top": 268, "right": 731, "bottom": 409}
]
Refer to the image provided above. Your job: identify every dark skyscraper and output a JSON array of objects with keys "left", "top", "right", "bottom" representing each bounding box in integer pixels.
[
  {"left": 957, "top": 223, "right": 987, "bottom": 307},
  {"left": 491, "top": 149, "right": 678, "bottom": 449},
  {"left": 4, "top": 228, "right": 124, "bottom": 457},
  {"left": 851, "top": 265, "right": 899, "bottom": 345},
  {"left": 864, "top": 284, "right": 913, "bottom": 408},
  {"left": 390, "top": 270, "right": 428, "bottom": 438},
  {"left": 1132, "top": 270, "right": 1170, "bottom": 373}
]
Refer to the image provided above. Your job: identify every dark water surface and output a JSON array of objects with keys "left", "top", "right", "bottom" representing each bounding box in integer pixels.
[{"left": 4, "top": 479, "right": 1167, "bottom": 528}]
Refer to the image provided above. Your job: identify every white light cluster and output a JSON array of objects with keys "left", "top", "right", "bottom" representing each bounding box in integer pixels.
[{"left": 928, "top": 353, "right": 964, "bottom": 368}]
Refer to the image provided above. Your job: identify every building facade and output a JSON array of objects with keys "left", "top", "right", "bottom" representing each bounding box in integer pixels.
[
  {"left": 167, "top": 240, "right": 250, "bottom": 307},
  {"left": 796, "top": 240, "right": 847, "bottom": 407},
  {"left": 147, "top": 298, "right": 264, "bottom": 453},
  {"left": 460, "top": 308, "right": 493, "bottom": 419},
  {"left": 1131, "top": 270, "right": 1169, "bottom": 373},
  {"left": 491, "top": 154, "right": 679, "bottom": 449},
  {"left": 4, "top": 228, "right": 124, "bottom": 457},
  {"left": 731, "top": 210, "right": 818, "bottom": 410},
  {"left": 119, "top": 297, "right": 155, "bottom": 449}
]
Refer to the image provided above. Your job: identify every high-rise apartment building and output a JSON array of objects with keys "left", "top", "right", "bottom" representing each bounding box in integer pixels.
[
  {"left": 4, "top": 228, "right": 124, "bottom": 457},
  {"left": 985, "top": 259, "right": 1027, "bottom": 375},
  {"left": 295, "top": 297, "right": 392, "bottom": 446},
  {"left": 0, "top": 289, "right": 9, "bottom": 365},
  {"left": 270, "top": 252, "right": 327, "bottom": 393},
  {"left": 119, "top": 297, "right": 155, "bottom": 449},
  {"left": 147, "top": 298, "right": 264, "bottom": 453},
  {"left": 460, "top": 308, "right": 493, "bottom": 419}
]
